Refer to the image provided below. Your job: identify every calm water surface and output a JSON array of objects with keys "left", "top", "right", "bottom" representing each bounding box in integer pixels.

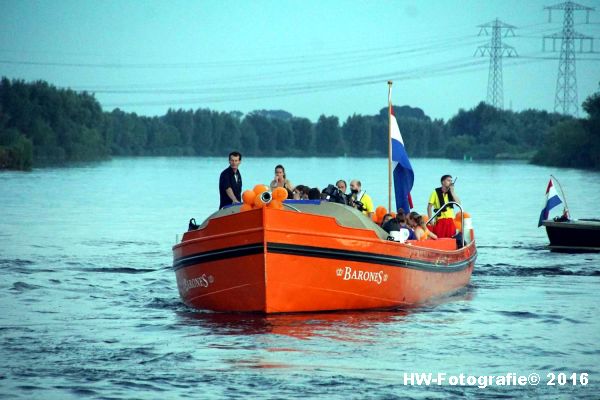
[{"left": 1, "top": 157, "right": 599, "bottom": 399}]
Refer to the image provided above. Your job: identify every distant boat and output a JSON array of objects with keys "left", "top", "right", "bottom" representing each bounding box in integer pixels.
[
  {"left": 542, "top": 218, "right": 600, "bottom": 253},
  {"left": 539, "top": 175, "right": 600, "bottom": 253},
  {"left": 172, "top": 202, "right": 476, "bottom": 313}
]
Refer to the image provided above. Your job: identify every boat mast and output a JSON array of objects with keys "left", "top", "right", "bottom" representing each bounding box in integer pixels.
[
  {"left": 550, "top": 174, "right": 570, "bottom": 217},
  {"left": 387, "top": 81, "right": 393, "bottom": 213}
]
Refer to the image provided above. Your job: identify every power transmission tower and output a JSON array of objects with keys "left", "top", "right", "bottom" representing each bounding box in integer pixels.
[
  {"left": 475, "top": 19, "right": 518, "bottom": 109},
  {"left": 543, "top": 1, "right": 595, "bottom": 116}
]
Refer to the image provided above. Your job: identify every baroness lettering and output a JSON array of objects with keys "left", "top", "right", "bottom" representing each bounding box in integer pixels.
[
  {"left": 180, "top": 274, "right": 213, "bottom": 293},
  {"left": 338, "top": 267, "right": 385, "bottom": 285}
]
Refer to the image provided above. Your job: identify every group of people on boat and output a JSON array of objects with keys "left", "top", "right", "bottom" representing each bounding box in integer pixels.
[
  {"left": 267, "top": 165, "right": 376, "bottom": 216},
  {"left": 382, "top": 174, "right": 462, "bottom": 241},
  {"left": 380, "top": 209, "right": 438, "bottom": 241},
  {"left": 219, "top": 151, "right": 462, "bottom": 241}
]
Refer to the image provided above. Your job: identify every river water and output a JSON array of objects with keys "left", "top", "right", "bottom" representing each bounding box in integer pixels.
[{"left": 1, "top": 157, "right": 599, "bottom": 399}]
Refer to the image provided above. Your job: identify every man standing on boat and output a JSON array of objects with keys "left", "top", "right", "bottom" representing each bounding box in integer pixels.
[
  {"left": 336, "top": 179, "right": 349, "bottom": 205},
  {"left": 427, "top": 175, "right": 461, "bottom": 238},
  {"left": 349, "top": 179, "right": 374, "bottom": 218},
  {"left": 218, "top": 151, "right": 243, "bottom": 209}
]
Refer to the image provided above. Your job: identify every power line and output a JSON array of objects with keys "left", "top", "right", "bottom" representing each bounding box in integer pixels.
[
  {"left": 103, "top": 57, "right": 567, "bottom": 109},
  {"left": 58, "top": 36, "right": 484, "bottom": 91},
  {"left": 95, "top": 48, "right": 598, "bottom": 108},
  {"left": 99, "top": 51, "right": 582, "bottom": 110},
  {"left": 74, "top": 45, "right": 487, "bottom": 93},
  {"left": 100, "top": 58, "right": 492, "bottom": 107},
  {"left": 0, "top": 33, "right": 479, "bottom": 71},
  {"left": 4, "top": 20, "right": 595, "bottom": 113}
]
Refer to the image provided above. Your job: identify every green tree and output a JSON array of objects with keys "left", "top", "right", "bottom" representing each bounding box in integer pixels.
[
  {"left": 583, "top": 91, "right": 600, "bottom": 119},
  {"left": 272, "top": 118, "right": 294, "bottom": 153},
  {"left": 532, "top": 120, "right": 590, "bottom": 167},
  {"left": 220, "top": 113, "right": 242, "bottom": 152},
  {"left": 240, "top": 118, "right": 258, "bottom": 155},
  {"left": 209, "top": 111, "right": 225, "bottom": 154},
  {"left": 428, "top": 119, "right": 445, "bottom": 157},
  {"left": 192, "top": 109, "right": 213, "bottom": 155},
  {"left": 532, "top": 90, "right": 600, "bottom": 169},
  {"left": 164, "top": 109, "right": 194, "bottom": 149},
  {"left": 2, "top": 77, "right": 591, "bottom": 168},
  {"left": 396, "top": 117, "right": 425, "bottom": 156},
  {"left": 0, "top": 127, "right": 33, "bottom": 170},
  {"left": 290, "top": 117, "right": 313, "bottom": 154},
  {"left": 445, "top": 135, "right": 476, "bottom": 159},
  {"left": 246, "top": 113, "right": 276, "bottom": 155},
  {"left": 315, "top": 115, "right": 344, "bottom": 156},
  {"left": 368, "top": 116, "right": 387, "bottom": 156},
  {"left": 342, "top": 114, "right": 370, "bottom": 156},
  {"left": 582, "top": 90, "right": 600, "bottom": 168}
]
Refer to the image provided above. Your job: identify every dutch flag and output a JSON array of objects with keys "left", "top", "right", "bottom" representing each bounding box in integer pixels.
[
  {"left": 538, "top": 178, "right": 562, "bottom": 227},
  {"left": 390, "top": 110, "right": 414, "bottom": 213}
]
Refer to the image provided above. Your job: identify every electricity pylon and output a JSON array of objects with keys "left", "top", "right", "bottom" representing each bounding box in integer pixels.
[
  {"left": 475, "top": 18, "right": 518, "bottom": 109},
  {"left": 543, "top": 1, "right": 595, "bottom": 116}
]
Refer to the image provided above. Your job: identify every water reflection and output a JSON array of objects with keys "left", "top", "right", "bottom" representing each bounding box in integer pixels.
[
  {"left": 176, "top": 309, "right": 407, "bottom": 339},
  {"left": 175, "top": 286, "right": 475, "bottom": 340}
]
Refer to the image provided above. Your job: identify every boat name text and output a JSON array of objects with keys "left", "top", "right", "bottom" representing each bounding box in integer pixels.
[
  {"left": 180, "top": 274, "right": 214, "bottom": 293},
  {"left": 337, "top": 267, "right": 387, "bottom": 285}
]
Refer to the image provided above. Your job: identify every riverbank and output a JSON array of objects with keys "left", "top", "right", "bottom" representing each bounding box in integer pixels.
[{"left": 2, "top": 78, "right": 599, "bottom": 171}]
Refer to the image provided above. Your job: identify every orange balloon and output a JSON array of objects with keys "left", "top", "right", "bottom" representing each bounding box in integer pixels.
[
  {"left": 254, "top": 193, "right": 268, "bottom": 208},
  {"left": 268, "top": 200, "right": 283, "bottom": 209},
  {"left": 454, "top": 219, "right": 462, "bottom": 231},
  {"left": 455, "top": 211, "right": 471, "bottom": 220},
  {"left": 376, "top": 206, "right": 387, "bottom": 217},
  {"left": 390, "top": 212, "right": 396, "bottom": 218},
  {"left": 455, "top": 211, "right": 470, "bottom": 231},
  {"left": 272, "top": 187, "right": 288, "bottom": 201},
  {"left": 253, "top": 184, "right": 269, "bottom": 194},
  {"left": 242, "top": 190, "right": 256, "bottom": 205},
  {"left": 240, "top": 203, "right": 253, "bottom": 212}
]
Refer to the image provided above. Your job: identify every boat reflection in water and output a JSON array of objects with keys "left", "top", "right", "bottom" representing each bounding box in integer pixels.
[
  {"left": 175, "top": 286, "right": 475, "bottom": 340},
  {"left": 174, "top": 288, "right": 474, "bottom": 373}
]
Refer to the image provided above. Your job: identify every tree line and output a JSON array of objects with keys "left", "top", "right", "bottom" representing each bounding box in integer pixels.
[
  {"left": 532, "top": 92, "right": 600, "bottom": 169},
  {"left": 1, "top": 77, "right": 598, "bottom": 170}
]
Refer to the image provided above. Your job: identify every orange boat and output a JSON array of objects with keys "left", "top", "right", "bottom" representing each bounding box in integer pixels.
[{"left": 173, "top": 201, "right": 476, "bottom": 313}]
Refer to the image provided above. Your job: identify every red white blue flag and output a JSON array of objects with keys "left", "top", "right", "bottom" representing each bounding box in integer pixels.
[
  {"left": 390, "top": 110, "right": 414, "bottom": 213},
  {"left": 538, "top": 178, "right": 562, "bottom": 227}
]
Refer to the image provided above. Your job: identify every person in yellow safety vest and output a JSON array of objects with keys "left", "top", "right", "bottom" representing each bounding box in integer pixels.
[
  {"left": 427, "top": 174, "right": 461, "bottom": 238},
  {"left": 349, "top": 179, "right": 374, "bottom": 218}
]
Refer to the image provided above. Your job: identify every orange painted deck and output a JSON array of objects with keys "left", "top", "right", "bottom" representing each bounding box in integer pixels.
[{"left": 173, "top": 206, "right": 476, "bottom": 313}]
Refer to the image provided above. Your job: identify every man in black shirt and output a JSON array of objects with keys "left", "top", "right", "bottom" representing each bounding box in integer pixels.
[{"left": 219, "top": 151, "right": 243, "bottom": 209}]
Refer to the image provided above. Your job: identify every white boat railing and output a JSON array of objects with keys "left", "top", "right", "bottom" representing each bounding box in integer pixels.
[{"left": 426, "top": 201, "right": 465, "bottom": 248}]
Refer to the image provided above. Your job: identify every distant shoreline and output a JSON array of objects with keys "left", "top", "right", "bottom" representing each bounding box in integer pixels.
[{"left": 2, "top": 77, "right": 599, "bottom": 171}]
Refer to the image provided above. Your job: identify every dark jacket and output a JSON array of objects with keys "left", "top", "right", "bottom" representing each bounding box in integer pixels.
[
  {"left": 219, "top": 166, "right": 242, "bottom": 209},
  {"left": 382, "top": 219, "right": 416, "bottom": 240}
]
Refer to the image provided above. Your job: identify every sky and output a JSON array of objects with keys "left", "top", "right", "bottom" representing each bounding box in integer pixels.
[{"left": 1, "top": 0, "right": 599, "bottom": 122}]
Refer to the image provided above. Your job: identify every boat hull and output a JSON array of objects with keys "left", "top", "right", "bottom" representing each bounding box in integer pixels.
[
  {"left": 542, "top": 219, "right": 600, "bottom": 253},
  {"left": 174, "top": 206, "right": 476, "bottom": 313}
]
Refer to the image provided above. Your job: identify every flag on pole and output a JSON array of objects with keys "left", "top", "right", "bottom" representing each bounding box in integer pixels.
[
  {"left": 390, "top": 110, "right": 414, "bottom": 213},
  {"left": 538, "top": 178, "right": 562, "bottom": 227}
]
